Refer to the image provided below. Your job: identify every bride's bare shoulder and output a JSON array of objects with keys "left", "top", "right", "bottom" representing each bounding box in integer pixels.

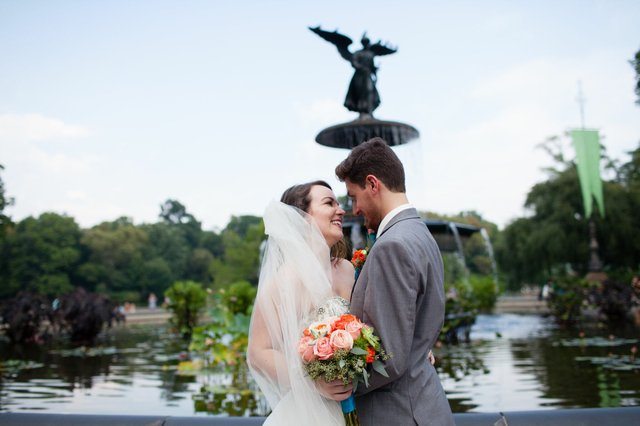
[
  {"left": 335, "top": 258, "right": 355, "bottom": 275},
  {"left": 332, "top": 258, "right": 355, "bottom": 300}
]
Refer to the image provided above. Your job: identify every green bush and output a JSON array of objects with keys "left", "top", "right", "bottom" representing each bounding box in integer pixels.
[
  {"left": 219, "top": 280, "right": 257, "bottom": 316},
  {"left": 469, "top": 274, "right": 499, "bottom": 312},
  {"left": 546, "top": 275, "right": 595, "bottom": 324},
  {"left": 441, "top": 273, "right": 500, "bottom": 343},
  {"left": 165, "top": 280, "right": 207, "bottom": 338},
  {"left": 190, "top": 281, "right": 256, "bottom": 369}
]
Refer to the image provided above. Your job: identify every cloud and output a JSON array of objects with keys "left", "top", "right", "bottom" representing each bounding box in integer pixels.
[
  {"left": 0, "top": 113, "right": 89, "bottom": 142},
  {"left": 0, "top": 113, "right": 95, "bottom": 173},
  {"left": 418, "top": 50, "right": 640, "bottom": 228}
]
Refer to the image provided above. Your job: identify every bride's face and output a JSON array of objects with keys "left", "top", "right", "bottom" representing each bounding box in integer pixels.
[{"left": 306, "top": 185, "right": 345, "bottom": 247}]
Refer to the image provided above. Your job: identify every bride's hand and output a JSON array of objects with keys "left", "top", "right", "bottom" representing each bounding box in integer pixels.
[
  {"left": 428, "top": 350, "right": 435, "bottom": 365},
  {"left": 315, "top": 379, "right": 353, "bottom": 401}
]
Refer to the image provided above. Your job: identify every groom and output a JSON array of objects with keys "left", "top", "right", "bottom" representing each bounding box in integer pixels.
[{"left": 331, "top": 137, "right": 454, "bottom": 425}]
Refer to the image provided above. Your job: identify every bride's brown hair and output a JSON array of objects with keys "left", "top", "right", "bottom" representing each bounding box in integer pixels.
[{"left": 280, "top": 180, "right": 350, "bottom": 261}]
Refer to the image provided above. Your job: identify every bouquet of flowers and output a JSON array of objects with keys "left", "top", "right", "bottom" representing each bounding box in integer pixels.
[{"left": 298, "top": 313, "right": 389, "bottom": 426}]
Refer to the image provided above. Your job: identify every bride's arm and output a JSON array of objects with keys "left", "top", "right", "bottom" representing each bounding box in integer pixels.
[{"left": 247, "top": 304, "right": 289, "bottom": 384}]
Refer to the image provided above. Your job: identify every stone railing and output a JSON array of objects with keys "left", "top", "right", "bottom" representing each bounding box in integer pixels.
[{"left": 1, "top": 407, "right": 640, "bottom": 425}]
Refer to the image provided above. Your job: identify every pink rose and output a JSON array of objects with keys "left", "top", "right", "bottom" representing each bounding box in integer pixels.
[
  {"left": 298, "top": 336, "right": 316, "bottom": 363},
  {"left": 329, "top": 329, "right": 354, "bottom": 350},
  {"left": 344, "top": 321, "right": 363, "bottom": 339},
  {"left": 313, "top": 336, "right": 334, "bottom": 360}
]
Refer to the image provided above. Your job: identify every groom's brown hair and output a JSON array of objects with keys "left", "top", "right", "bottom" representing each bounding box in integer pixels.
[{"left": 335, "top": 137, "right": 406, "bottom": 192}]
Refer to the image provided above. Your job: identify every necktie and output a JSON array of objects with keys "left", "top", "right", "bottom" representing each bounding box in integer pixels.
[{"left": 366, "top": 231, "right": 376, "bottom": 248}]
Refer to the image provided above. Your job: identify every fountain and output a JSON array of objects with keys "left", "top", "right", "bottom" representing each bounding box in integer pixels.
[{"left": 309, "top": 26, "right": 489, "bottom": 270}]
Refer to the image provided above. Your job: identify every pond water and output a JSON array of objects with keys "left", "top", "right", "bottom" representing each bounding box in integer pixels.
[{"left": 1, "top": 314, "right": 638, "bottom": 416}]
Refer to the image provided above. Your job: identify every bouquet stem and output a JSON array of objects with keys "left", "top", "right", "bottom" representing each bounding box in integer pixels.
[{"left": 341, "top": 395, "right": 360, "bottom": 426}]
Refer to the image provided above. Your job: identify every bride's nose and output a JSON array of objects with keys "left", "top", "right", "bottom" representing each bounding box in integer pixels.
[{"left": 337, "top": 207, "right": 345, "bottom": 216}]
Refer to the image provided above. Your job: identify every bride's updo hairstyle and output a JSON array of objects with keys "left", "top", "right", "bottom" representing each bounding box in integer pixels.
[{"left": 281, "top": 180, "right": 350, "bottom": 261}]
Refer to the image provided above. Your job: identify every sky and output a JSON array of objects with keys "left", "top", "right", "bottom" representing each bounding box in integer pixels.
[{"left": 1, "top": 1, "right": 639, "bottom": 231}]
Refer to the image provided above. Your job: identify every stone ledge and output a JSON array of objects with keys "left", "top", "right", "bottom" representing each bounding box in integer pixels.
[{"left": 2, "top": 407, "right": 640, "bottom": 426}]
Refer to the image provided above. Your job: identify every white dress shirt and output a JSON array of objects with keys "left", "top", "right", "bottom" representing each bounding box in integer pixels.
[{"left": 377, "top": 203, "right": 413, "bottom": 236}]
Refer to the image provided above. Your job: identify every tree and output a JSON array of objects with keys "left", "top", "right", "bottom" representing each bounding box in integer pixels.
[
  {"left": 186, "top": 248, "right": 214, "bottom": 285},
  {"left": 224, "top": 215, "right": 263, "bottom": 238},
  {"left": 141, "top": 222, "right": 190, "bottom": 284},
  {"left": 159, "top": 199, "right": 202, "bottom": 247},
  {"left": 210, "top": 219, "right": 265, "bottom": 288},
  {"left": 0, "top": 165, "right": 14, "bottom": 293},
  {"left": 0, "top": 164, "right": 13, "bottom": 235},
  {"left": 617, "top": 144, "right": 640, "bottom": 189},
  {"left": 77, "top": 219, "right": 148, "bottom": 297},
  {"left": 631, "top": 47, "right": 640, "bottom": 105},
  {"left": 3, "top": 213, "right": 81, "bottom": 298},
  {"left": 496, "top": 140, "right": 640, "bottom": 289}
]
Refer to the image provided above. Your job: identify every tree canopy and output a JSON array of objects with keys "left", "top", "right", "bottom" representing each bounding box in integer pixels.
[{"left": 496, "top": 140, "right": 640, "bottom": 290}]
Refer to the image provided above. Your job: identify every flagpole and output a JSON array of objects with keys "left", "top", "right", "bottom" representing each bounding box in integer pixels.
[
  {"left": 575, "top": 81, "right": 606, "bottom": 282},
  {"left": 576, "top": 80, "right": 586, "bottom": 129}
]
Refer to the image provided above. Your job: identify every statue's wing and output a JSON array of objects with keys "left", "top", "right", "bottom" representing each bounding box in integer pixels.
[
  {"left": 370, "top": 41, "right": 397, "bottom": 56},
  {"left": 308, "top": 26, "right": 353, "bottom": 61}
]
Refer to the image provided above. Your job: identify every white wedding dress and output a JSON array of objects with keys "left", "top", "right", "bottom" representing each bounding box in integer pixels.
[{"left": 247, "top": 201, "right": 349, "bottom": 425}]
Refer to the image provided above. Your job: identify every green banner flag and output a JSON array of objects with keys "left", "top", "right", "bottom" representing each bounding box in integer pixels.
[{"left": 571, "top": 129, "right": 605, "bottom": 218}]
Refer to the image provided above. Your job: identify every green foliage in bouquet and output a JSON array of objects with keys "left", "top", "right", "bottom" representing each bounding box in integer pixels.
[
  {"left": 165, "top": 280, "right": 207, "bottom": 339},
  {"left": 305, "top": 349, "right": 367, "bottom": 385}
]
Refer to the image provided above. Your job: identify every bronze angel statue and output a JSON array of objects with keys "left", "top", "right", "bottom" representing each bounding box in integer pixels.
[{"left": 309, "top": 26, "right": 397, "bottom": 116}]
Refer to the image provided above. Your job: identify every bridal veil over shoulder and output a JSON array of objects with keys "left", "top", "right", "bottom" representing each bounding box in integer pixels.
[{"left": 247, "top": 201, "right": 344, "bottom": 425}]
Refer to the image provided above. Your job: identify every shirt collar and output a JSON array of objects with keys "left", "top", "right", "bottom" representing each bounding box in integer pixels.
[{"left": 376, "top": 203, "right": 413, "bottom": 236}]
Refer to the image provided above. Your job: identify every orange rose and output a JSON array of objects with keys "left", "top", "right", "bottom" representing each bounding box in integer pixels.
[{"left": 334, "top": 314, "right": 358, "bottom": 330}]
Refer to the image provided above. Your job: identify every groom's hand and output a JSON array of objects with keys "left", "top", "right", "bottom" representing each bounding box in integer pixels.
[{"left": 315, "top": 379, "right": 353, "bottom": 401}]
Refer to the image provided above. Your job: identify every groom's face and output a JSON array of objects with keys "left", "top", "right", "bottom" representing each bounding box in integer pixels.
[{"left": 345, "top": 178, "right": 382, "bottom": 231}]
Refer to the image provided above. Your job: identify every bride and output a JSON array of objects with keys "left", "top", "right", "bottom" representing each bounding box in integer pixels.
[{"left": 247, "top": 180, "right": 355, "bottom": 425}]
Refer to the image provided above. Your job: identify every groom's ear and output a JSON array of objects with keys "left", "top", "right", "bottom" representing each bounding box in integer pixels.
[{"left": 366, "top": 175, "right": 381, "bottom": 194}]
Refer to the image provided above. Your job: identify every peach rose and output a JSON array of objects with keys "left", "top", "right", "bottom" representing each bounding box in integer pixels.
[
  {"left": 298, "top": 336, "right": 316, "bottom": 363},
  {"left": 329, "top": 329, "right": 354, "bottom": 350},
  {"left": 313, "top": 336, "right": 334, "bottom": 360},
  {"left": 344, "top": 320, "right": 363, "bottom": 339}
]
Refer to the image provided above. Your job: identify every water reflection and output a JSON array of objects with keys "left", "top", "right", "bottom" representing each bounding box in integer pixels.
[
  {"left": 438, "top": 314, "right": 640, "bottom": 412},
  {"left": 1, "top": 315, "right": 639, "bottom": 415}
]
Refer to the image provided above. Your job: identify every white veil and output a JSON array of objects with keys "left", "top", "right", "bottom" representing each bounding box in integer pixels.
[{"left": 247, "top": 200, "right": 343, "bottom": 425}]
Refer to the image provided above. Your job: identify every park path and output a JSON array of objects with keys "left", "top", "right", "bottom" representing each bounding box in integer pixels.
[
  {"left": 494, "top": 295, "right": 549, "bottom": 314},
  {"left": 122, "top": 307, "right": 171, "bottom": 324},
  {"left": 121, "top": 295, "right": 548, "bottom": 326}
]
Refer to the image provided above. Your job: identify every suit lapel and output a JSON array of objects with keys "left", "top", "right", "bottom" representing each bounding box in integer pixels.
[
  {"left": 350, "top": 208, "right": 421, "bottom": 302},
  {"left": 377, "top": 208, "right": 420, "bottom": 238}
]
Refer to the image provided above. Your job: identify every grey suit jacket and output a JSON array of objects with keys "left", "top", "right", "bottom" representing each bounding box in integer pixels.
[{"left": 350, "top": 208, "right": 454, "bottom": 426}]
